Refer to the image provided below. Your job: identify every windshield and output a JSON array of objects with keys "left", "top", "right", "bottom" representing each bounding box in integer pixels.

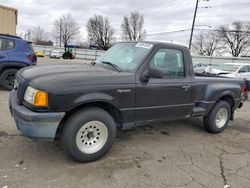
[{"left": 96, "top": 42, "right": 153, "bottom": 72}]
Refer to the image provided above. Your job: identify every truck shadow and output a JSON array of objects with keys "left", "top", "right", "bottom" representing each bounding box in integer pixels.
[
  {"left": 117, "top": 117, "right": 204, "bottom": 139},
  {"left": 10, "top": 118, "right": 205, "bottom": 163}
]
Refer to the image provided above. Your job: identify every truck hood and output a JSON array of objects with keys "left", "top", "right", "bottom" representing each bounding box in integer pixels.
[{"left": 18, "top": 64, "right": 134, "bottom": 91}]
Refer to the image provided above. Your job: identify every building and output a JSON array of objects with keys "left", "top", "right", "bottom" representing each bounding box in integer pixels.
[{"left": 0, "top": 5, "right": 18, "bottom": 35}]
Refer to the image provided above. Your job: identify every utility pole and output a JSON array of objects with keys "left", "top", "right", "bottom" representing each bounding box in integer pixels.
[{"left": 189, "top": 0, "right": 199, "bottom": 50}]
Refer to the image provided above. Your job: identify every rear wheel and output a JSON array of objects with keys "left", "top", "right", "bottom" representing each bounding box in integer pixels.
[
  {"left": 0, "top": 69, "right": 18, "bottom": 90},
  {"left": 61, "top": 107, "right": 117, "bottom": 162},
  {"left": 204, "top": 100, "right": 231, "bottom": 134}
]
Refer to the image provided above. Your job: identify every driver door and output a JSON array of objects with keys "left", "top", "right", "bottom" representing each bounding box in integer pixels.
[{"left": 135, "top": 48, "right": 193, "bottom": 123}]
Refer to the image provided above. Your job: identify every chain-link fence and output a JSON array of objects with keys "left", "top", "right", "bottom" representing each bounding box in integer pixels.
[
  {"left": 36, "top": 56, "right": 92, "bottom": 64},
  {"left": 192, "top": 55, "right": 250, "bottom": 69},
  {"left": 34, "top": 45, "right": 105, "bottom": 61},
  {"left": 35, "top": 45, "right": 250, "bottom": 69}
]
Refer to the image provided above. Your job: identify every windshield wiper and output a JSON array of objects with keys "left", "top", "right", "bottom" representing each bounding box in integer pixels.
[{"left": 101, "top": 61, "right": 122, "bottom": 72}]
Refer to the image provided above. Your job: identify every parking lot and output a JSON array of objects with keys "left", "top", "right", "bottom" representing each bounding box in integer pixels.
[
  {"left": 0, "top": 79, "right": 250, "bottom": 187},
  {"left": 36, "top": 56, "right": 92, "bottom": 65}
]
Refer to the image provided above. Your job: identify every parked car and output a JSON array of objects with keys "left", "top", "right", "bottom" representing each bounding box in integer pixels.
[
  {"left": 0, "top": 34, "right": 36, "bottom": 90},
  {"left": 214, "top": 63, "right": 250, "bottom": 100},
  {"left": 222, "top": 63, "right": 250, "bottom": 80},
  {"left": 49, "top": 50, "right": 60, "bottom": 59},
  {"left": 194, "top": 65, "right": 228, "bottom": 75},
  {"left": 9, "top": 42, "right": 245, "bottom": 162},
  {"left": 193, "top": 63, "right": 208, "bottom": 68},
  {"left": 36, "top": 51, "right": 45, "bottom": 57}
]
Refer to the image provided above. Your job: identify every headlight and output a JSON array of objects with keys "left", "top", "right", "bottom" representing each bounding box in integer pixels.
[{"left": 24, "top": 86, "right": 48, "bottom": 107}]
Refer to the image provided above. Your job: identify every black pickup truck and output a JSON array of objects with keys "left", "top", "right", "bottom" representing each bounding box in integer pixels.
[{"left": 9, "top": 42, "right": 244, "bottom": 162}]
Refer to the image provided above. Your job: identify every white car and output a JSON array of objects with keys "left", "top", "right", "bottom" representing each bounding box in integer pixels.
[
  {"left": 222, "top": 63, "right": 250, "bottom": 80},
  {"left": 49, "top": 50, "right": 60, "bottom": 59},
  {"left": 194, "top": 65, "right": 228, "bottom": 75}
]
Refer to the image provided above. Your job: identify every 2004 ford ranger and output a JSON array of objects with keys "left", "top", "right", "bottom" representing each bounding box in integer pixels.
[{"left": 9, "top": 42, "right": 245, "bottom": 162}]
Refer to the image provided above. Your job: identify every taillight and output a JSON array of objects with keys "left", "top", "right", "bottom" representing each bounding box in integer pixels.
[
  {"left": 241, "top": 83, "right": 246, "bottom": 94},
  {"left": 28, "top": 54, "right": 37, "bottom": 63}
]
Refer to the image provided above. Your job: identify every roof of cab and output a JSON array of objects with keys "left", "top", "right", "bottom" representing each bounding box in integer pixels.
[{"left": 116, "top": 41, "right": 188, "bottom": 50}]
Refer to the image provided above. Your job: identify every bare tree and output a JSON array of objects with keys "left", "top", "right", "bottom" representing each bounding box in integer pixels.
[
  {"left": 217, "top": 21, "right": 250, "bottom": 57},
  {"left": 192, "top": 31, "right": 221, "bottom": 56},
  {"left": 54, "top": 14, "right": 79, "bottom": 47},
  {"left": 30, "top": 26, "right": 48, "bottom": 44},
  {"left": 121, "top": 11, "right": 146, "bottom": 41},
  {"left": 86, "top": 15, "right": 114, "bottom": 50}
]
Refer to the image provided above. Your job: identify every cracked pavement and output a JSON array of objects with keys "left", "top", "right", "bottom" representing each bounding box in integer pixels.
[{"left": 0, "top": 89, "right": 250, "bottom": 188}]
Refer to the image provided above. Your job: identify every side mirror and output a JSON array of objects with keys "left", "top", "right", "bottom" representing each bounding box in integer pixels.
[{"left": 141, "top": 68, "right": 164, "bottom": 83}]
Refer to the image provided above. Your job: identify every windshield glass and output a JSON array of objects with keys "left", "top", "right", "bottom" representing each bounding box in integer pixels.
[{"left": 96, "top": 42, "right": 153, "bottom": 72}]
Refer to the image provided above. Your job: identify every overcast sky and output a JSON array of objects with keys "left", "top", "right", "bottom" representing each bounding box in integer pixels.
[{"left": 1, "top": 0, "right": 250, "bottom": 46}]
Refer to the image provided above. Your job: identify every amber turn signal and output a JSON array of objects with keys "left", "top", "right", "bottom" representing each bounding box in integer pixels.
[{"left": 34, "top": 91, "right": 48, "bottom": 107}]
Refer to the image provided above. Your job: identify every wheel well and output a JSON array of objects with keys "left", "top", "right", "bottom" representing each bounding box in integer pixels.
[
  {"left": 55, "top": 101, "right": 123, "bottom": 139},
  {"left": 219, "top": 95, "right": 234, "bottom": 109},
  {"left": 219, "top": 95, "right": 235, "bottom": 120},
  {"left": 0, "top": 66, "right": 23, "bottom": 75}
]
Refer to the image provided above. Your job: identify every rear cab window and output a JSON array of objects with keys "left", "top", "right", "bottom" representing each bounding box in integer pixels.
[{"left": 27, "top": 42, "right": 35, "bottom": 54}]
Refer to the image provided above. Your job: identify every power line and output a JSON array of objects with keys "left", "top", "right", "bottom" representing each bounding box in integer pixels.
[
  {"left": 145, "top": 29, "right": 191, "bottom": 37},
  {"left": 209, "top": 2, "right": 250, "bottom": 7},
  {"left": 115, "top": 29, "right": 190, "bottom": 39},
  {"left": 145, "top": 7, "right": 194, "bottom": 20}
]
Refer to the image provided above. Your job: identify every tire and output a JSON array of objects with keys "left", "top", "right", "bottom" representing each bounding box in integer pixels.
[
  {"left": 61, "top": 107, "right": 117, "bottom": 162},
  {"left": 0, "top": 69, "right": 18, "bottom": 90},
  {"left": 204, "top": 100, "right": 231, "bottom": 134}
]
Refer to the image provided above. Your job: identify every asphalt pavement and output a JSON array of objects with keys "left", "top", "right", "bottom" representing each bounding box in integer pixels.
[{"left": 0, "top": 88, "right": 250, "bottom": 188}]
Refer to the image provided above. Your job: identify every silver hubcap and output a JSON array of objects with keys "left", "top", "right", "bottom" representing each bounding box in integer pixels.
[
  {"left": 215, "top": 108, "right": 228, "bottom": 128},
  {"left": 76, "top": 121, "right": 108, "bottom": 154}
]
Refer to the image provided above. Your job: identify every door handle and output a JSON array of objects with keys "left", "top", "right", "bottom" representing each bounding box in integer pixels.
[
  {"left": 0, "top": 55, "right": 5, "bottom": 58},
  {"left": 182, "top": 85, "right": 191, "bottom": 91}
]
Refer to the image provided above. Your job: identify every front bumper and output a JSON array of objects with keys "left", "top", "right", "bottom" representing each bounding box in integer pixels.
[{"left": 9, "top": 90, "right": 65, "bottom": 140}]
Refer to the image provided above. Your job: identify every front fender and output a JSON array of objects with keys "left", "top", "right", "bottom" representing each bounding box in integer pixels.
[{"left": 71, "top": 92, "right": 119, "bottom": 110}]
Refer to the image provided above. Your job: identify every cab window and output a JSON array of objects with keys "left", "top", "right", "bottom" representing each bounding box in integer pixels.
[
  {"left": 149, "top": 48, "right": 185, "bottom": 78},
  {"left": 239, "top": 66, "right": 249, "bottom": 73},
  {"left": 0, "top": 38, "right": 3, "bottom": 51},
  {"left": 6, "top": 39, "right": 15, "bottom": 50},
  {"left": 0, "top": 38, "right": 15, "bottom": 51}
]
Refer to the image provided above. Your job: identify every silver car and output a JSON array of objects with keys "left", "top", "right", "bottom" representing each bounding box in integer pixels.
[{"left": 49, "top": 50, "right": 60, "bottom": 59}]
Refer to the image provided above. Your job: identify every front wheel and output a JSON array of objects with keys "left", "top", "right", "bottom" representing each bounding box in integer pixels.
[
  {"left": 0, "top": 69, "right": 18, "bottom": 90},
  {"left": 61, "top": 107, "right": 117, "bottom": 162},
  {"left": 204, "top": 100, "right": 231, "bottom": 134}
]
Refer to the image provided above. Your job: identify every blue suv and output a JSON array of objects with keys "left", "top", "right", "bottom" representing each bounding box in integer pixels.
[{"left": 0, "top": 34, "right": 37, "bottom": 90}]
